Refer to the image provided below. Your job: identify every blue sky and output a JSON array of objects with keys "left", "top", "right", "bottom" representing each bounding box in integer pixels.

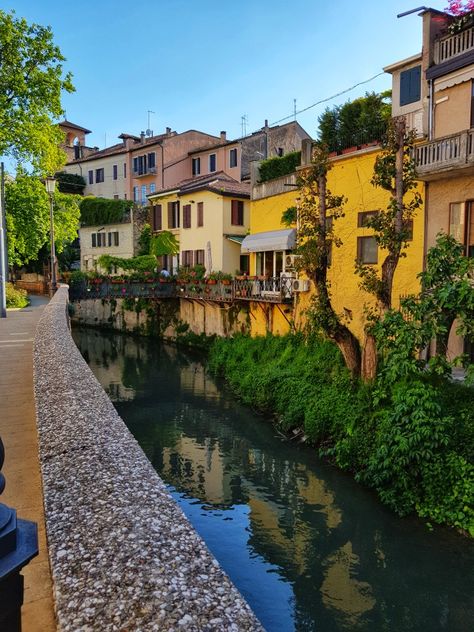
[{"left": 8, "top": 0, "right": 447, "bottom": 149}]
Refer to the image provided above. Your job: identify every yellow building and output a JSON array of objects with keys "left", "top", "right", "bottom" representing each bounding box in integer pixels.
[
  {"left": 247, "top": 146, "right": 425, "bottom": 341},
  {"left": 148, "top": 172, "right": 250, "bottom": 275}
]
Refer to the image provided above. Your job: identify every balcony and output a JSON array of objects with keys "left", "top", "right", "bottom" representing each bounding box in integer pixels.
[
  {"left": 435, "top": 26, "right": 474, "bottom": 65},
  {"left": 414, "top": 130, "right": 474, "bottom": 179}
]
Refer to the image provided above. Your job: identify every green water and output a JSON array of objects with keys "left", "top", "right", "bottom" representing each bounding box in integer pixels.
[{"left": 73, "top": 327, "right": 474, "bottom": 632}]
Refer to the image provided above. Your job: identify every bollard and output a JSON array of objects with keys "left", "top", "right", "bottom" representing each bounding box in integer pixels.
[{"left": 0, "top": 438, "right": 38, "bottom": 631}]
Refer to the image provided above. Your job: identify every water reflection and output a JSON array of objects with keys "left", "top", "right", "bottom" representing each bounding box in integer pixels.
[{"left": 73, "top": 327, "right": 474, "bottom": 632}]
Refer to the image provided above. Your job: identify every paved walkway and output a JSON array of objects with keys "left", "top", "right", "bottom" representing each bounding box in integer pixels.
[{"left": 0, "top": 295, "right": 56, "bottom": 631}]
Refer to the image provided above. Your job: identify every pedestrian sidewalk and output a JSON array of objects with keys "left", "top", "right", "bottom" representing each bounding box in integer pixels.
[{"left": 0, "top": 295, "right": 56, "bottom": 631}]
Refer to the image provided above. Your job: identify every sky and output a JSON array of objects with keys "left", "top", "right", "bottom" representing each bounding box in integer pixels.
[{"left": 7, "top": 0, "right": 448, "bottom": 150}]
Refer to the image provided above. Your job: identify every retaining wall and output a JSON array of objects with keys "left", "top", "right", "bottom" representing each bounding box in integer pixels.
[{"left": 33, "top": 287, "right": 262, "bottom": 631}]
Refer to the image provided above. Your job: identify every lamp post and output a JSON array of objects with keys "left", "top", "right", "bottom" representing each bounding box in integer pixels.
[{"left": 44, "top": 177, "right": 57, "bottom": 295}]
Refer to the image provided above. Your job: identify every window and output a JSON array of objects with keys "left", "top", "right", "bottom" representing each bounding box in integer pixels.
[
  {"left": 113, "top": 194, "right": 119, "bottom": 200},
  {"left": 148, "top": 153, "right": 156, "bottom": 169},
  {"left": 113, "top": 164, "right": 118, "bottom": 180},
  {"left": 88, "top": 170, "right": 93, "bottom": 185},
  {"left": 400, "top": 65, "right": 421, "bottom": 106},
  {"left": 95, "top": 168, "right": 104, "bottom": 183},
  {"left": 229, "top": 148, "right": 238, "bottom": 168},
  {"left": 91, "top": 232, "right": 106, "bottom": 248},
  {"left": 108, "top": 231, "right": 119, "bottom": 247},
  {"left": 357, "top": 236, "right": 378, "bottom": 264},
  {"left": 231, "top": 199, "right": 244, "bottom": 226},
  {"left": 183, "top": 204, "right": 191, "bottom": 229},
  {"left": 255, "top": 251, "right": 284, "bottom": 277},
  {"left": 239, "top": 254, "right": 250, "bottom": 275},
  {"left": 141, "top": 184, "right": 147, "bottom": 203},
  {"left": 168, "top": 201, "right": 180, "bottom": 228},
  {"left": 197, "top": 202, "right": 204, "bottom": 227},
  {"left": 195, "top": 249, "right": 205, "bottom": 265},
  {"left": 133, "top": 155, "right": 148, "bottom": 176},
  {"left": 192, "top": 157, "right": 201, "bottom": 176},
  {"left": 450, "top": 201, "right": 474, "bottom": 256},
  {"left": 133, "top": 186, "right": 139, "bottom": 202},
  {"left": 152, "top": 204, "right": 162, "bottom": 231},
  {"left": 150, "top": 183, "right": 156, "bottom": 194},
  {"left": 182, "top": 250, "right": 193, "bottom": 267},
  {"left": 124, "top": 163, "right": 127, "bottom": 178},
  {"left": 404, "top": 219, "right": 414, "bottom": 241},
  {"left": 357, "top": 211, "right": 379, "bottom": 228},
  {"left": 209, "top": 153, "right": 217, "bottom": 172}
]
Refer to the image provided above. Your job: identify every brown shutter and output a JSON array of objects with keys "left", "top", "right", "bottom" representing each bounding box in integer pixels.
[
  {"left": 183, "top": 204, "right": 191, "bottom": 228},
  {"left": 197, "top": 202, "right": 203, "bottom": 227},
  {"left": 153, "top": 204, "right": 162, "bottom": 231},
  {"left": 238, "top": 200, "right": 244, "bottom": 225},
  {"left": 168, "top": 202, "right": 174, "bottom": 228},
  {"left": 231, "top": 199, "right": 238, "bottom": 225}
]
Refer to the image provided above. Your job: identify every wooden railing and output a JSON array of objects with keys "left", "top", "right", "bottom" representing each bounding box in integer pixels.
[{"left": 435, "top": 26, "right": 474, "bottom": 63}]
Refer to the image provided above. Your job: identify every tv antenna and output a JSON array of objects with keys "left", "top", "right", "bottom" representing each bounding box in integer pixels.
[
  {"left": 241, "top": 114, "right": 248, "bottom": 137},
  {"left": 146, "top": 110, "right": 155, "bottom": 137}
]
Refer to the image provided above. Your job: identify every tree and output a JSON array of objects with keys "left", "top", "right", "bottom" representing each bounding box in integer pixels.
[
  {"left": 0, "top": 10, "right": 74, "bottom": 174},
  {"left": 318, "top": 91, "right": 391, "bottom": 152},
  {"left": 5, "top": 172, "right": 80, "bottom": 268},
  {"left": 56, "top": 171, "right": 86, "bottom": 195},
  {"left": 291, "top": 145, "right": 362, "bottom": 376},
  {"left": 356, "top": 117, "right": 422, "bottom": 379}
]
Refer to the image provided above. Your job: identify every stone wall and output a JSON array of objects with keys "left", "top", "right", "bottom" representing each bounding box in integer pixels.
[
  {"left": 71, "top": 296, "right": 251, "bottom": 339},
  {"left": 33, "top": 286, "right": 262, "bottom": 631}
]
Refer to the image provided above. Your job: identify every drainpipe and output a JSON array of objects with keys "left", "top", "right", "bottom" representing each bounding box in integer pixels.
[{"left": 428, "top": 79, "right": 434, "bottom": 140}]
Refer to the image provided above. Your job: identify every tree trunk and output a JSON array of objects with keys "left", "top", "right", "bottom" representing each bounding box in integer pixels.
[
  {"left": 334, "top": 327, "right": 361, "bottom": 378},
  {"left": 361, "top": 333, "right": 378, "bottom": 381}
]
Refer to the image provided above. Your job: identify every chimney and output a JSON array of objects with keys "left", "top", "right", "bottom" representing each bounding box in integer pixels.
[
  {"left": 166, "top": 127, "right": 172, "bottom": 135},
  {"left": 220, "top": 131, "right": 227, "bottom": 141},
  {"left": 264, "top": 119, "right": 269, "bottom": 130},
  {"left": 140, "top": 131, "right": 145, "bottom": 143}
]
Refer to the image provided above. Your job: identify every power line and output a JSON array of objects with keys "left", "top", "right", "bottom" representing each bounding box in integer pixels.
[{"left": 270, "top": 72, "right": 386, "bottom": 126}]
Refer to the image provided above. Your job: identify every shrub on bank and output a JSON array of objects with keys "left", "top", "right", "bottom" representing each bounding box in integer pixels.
[
  {"left": 208, "top": 334, "right": 474, "bottom": 536},
  {"left": 6, "top": 283, "right": 28, "bottom": 308}
]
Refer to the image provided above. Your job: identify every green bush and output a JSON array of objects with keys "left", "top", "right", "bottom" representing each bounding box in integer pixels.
[
  {"left": 258, "top": 151, "right": 301, "bottom": 183},
  {"left": 6, "top": 283, "right": 28, "bottom": 308},
  {"left": 208, "top": 333, "right": 474, "bottom": 535},
  {"left": 80, "top": 197, "right": 133, "bottom": 226}
]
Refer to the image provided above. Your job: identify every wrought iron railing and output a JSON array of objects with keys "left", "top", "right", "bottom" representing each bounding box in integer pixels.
[{"left": 69, "top": 276, "right": 297, "bottom": 303}]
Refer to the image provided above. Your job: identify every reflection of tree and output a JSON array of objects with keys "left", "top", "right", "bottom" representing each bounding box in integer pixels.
[{"left": 74, "top": 326, "right": 474, "bottom": 632}]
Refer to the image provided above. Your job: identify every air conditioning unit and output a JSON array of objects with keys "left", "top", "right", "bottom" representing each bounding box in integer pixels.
[
  {"left": 285, "top": 254, "right": 301, "bottom": 269},
  {"left": 292, "top": 279, "right": 310, "bottom": 293}
]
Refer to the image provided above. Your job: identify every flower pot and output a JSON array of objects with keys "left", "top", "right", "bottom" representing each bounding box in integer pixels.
[
  {"left": 207, "top": 279, "right": 217, "bottom": 285},
  {"left": 221, "top": 280, "right": 231, "bottom": 286}
]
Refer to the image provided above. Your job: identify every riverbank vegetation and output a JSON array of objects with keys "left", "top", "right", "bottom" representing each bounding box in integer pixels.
[
  {"left": 209, "top": 334, "right": 474, "bottom": 536},
  {"left": 5, "top": 283, "right": 29, "bottom": 308}
]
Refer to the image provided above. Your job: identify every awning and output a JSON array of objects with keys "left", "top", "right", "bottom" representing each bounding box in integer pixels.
[
  {"left": 226, "top": 235, "right": 245, "bottom": 245},
  {"left": 435, "top": 66, "right": 474, "bottom": 92},
  {"left": 241, "top": 228, "right": 296, "bottom": 253}
]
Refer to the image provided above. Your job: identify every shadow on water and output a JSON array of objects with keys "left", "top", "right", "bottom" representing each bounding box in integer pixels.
[{"left": 73, "top": 326, "right": 474, "bottom": 632}]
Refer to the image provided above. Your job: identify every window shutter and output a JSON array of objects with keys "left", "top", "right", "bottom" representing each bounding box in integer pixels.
[
  {"left": 183, "top": 204, "right": 191, "bottom": 228},
  {"left": 197, "top": 202, "right": 203, "bottom": 227},
  {"left": 410, "top": 65, "right": 421, "bottom": 103},
  {"left": 168, "top": 202, "right": 174, "bottom": 228},
  {"left": 153, "top": 204, "right": 162, "bottom": 231},
  {"left": 231, "top": 200, "right": 238, "bottom": 225},
  {"left": 92, "top": 233, "right": 97, "bottom": 247},
  {"left": 108, "top": 232, "right": 112, "bottom": 247},
  {"left": 238, "top": 200, "right": 244, "bottom": 225}
]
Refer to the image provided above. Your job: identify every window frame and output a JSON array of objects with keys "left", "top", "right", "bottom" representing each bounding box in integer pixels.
[
  {"left": 95, "top": 168, "right": 104, "bottom": 183},
  {"left": 229, "top": 148, "right": 238, "bottom": 168},
  {"left": 357, "top": 236, "right": 378, "bottom": 264},
  {"left": 209, "top": 153, "right": 217, "bottom": 173},
  {"left": 192, "top": 157, "right": 201, "bottom": 176},
  {"left": 400, "top": 65, "right": 421, "bottom": 107}
]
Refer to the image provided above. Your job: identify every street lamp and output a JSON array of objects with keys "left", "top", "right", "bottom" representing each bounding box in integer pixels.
[{"left": 44, "top": 177, "right": 57, "bottom": 294}]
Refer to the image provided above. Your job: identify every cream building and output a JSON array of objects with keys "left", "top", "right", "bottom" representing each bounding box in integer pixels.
[{"left": 148, "top": 172, "right": 250, "bottom": 275}]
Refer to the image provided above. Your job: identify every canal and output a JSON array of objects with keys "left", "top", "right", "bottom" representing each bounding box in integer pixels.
[{"left": 73, "top": 327, "right": 474, "bottom": 632}]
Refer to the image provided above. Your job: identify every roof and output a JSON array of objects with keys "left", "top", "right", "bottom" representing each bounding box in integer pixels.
[
  {"left": 68, "top": 142, "right": 128, "bottom": 164},
  {"left": 149, "top": 171, "right": 250, "bottom": 199},
  {"left": 59, "top": 120, "right": 92, "bottom": 134},
  {"left": 383, "top": 53, "right": 422, "bottom": 74}
]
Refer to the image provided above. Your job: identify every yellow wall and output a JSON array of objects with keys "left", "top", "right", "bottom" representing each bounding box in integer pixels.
[
  {"left": 150, "top": 189, "right": 249, "bottom": 274},
  {"left": 248, "top": 149, "right": 425, "bottom": 342}
]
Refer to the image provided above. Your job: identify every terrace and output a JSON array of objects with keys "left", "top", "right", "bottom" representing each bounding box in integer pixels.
[{"left": 414, "top": 129, "right": 474, "bottom": 179}]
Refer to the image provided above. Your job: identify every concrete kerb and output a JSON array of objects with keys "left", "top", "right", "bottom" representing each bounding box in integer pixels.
[{"left": 33, "top": 286, "right": 263, "bottom": 632}]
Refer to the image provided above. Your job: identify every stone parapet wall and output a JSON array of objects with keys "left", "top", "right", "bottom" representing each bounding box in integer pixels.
[{"left": 33, "top": 286, "right": 262, "bottom": 631}]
